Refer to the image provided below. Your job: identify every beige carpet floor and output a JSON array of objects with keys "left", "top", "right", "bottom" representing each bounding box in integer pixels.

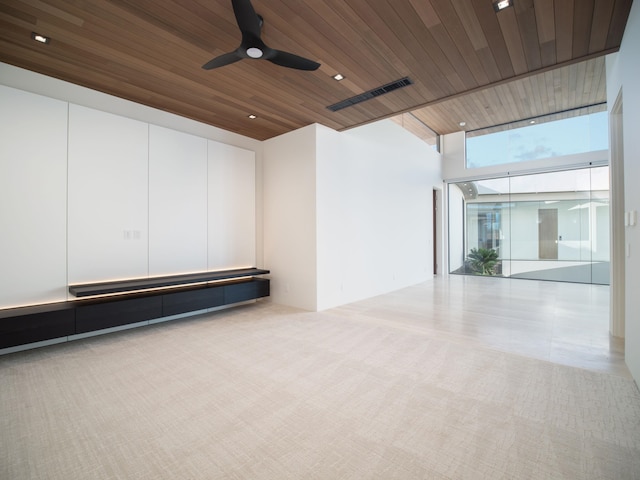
[{"left": 2, "top": 278, "right": 640, "bottom": 479}]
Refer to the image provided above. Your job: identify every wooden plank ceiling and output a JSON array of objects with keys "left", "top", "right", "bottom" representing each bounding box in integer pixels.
[{"left": 0, "top": 0, "right": 632, "bottom": 141}]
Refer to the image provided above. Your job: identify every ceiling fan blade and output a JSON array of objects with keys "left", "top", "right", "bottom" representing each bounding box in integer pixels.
[
  {"left": 232, "top": 0, "right": 261, "bottom": 37},
  {"left": 202, "top": 1, "right": 320, "bottom": 72},
  {"left": 202, "top": 52, "right": 242, "bottom": 70},
  {"left": 268, "top": 50, "right": 321, "bottom": 71}
]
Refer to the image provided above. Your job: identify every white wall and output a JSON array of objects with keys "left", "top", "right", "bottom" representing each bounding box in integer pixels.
[
  {"left": 148, "top": 126, "right": 208, "bottom": 276},
  {"left": 0, "top": 61, "right": 263, "bottom": 269},
  {"left": 316, "top": 121, "right": 441, "bottom": 310},
  {"left": 442, "top": 132, "right": 466, "bottom": 181},
  {"left": 68, "top": 105, "right": 150, "bottom": 284},
  {"left": 0, "top": 86, "right": 68, "bottom": 307},
  {"left": 208, "top": 142, "right": 256, "bottom": 270},
  {"left": 0, "top": 65, "right": 261, "bottom": 310},
  {"left": 606, "top": 1, "right": 640, "bottom": 385},
  {"left": 2, "top": 62, "right": 440, "bottom": 315},
  {"left": 262, "top": 125, "right": 318, "bottom": 311},
  {"left": 0, "top": 64, "right": 259, "bottom": 152},
  {"left": 263, "top": 121, "right": 442, "bottom": 312},
  {"left": 447, "top": 185, "right": 465, "bottom": 272}
]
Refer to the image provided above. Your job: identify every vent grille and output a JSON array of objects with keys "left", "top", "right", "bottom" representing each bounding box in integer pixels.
[{"left": 327, "top": 77, "right": 414, "bottom": 112}]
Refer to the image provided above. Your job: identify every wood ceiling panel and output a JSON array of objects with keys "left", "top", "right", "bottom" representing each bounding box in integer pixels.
[
  {"left": 554, "top": 0, "right": 575, "bottom": 62},
  {"left": 472, "top": 0, "right": 515, "bottom": 78},
  {"left": 534, "top": 0, "right": 556, "bottom": 67},
  {"left": 290, "top": 2, "right": 391, "bottom": 83},
  {"left": 498, "top": 8, "right": 529, "bottom": 75},
  {"left": 515, "top": 0, "right": 543, "bottom": 71},
  {"left": 383, "top": 1, "right": 468, "bottom": 93},
  {"left": 466, "top": 103, "right": 606, "bottom": 138},
  {"left": 0, "top": 0, "right": 631, "bottom": 141},
  {"left": 572, "top": 0, "right": 595, "bottom": 58},
  {"left": 392, "top": 1, "right": 475, "bottom": 91},
  {"left": 430, "top": 0, "right": 489, "bottom": 85},
  {"left": 409, "top": 56, "right": 608, "bottom": 136},
  {"left": 390, "top": 112, "right": 438, "bottom": 146},
  {"left": 606, "top": 0, "right": 633, "bottom": 49},
  {"left": 590, "top": 0, "right": 616, "bottom": 52}
]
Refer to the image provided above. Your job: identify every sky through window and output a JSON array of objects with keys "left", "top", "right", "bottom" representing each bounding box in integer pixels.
[{"left": 466, "top": 111, "right": 608, "bottom": 168}]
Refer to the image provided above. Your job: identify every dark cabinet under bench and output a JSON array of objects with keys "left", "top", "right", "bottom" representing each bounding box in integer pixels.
[
  {"left": 224, "top": 278, "right": 270, "bottom": 304},
  {"left": 0, "top": 302, "right": 76, "bottom": 349},
  {"left": 162, "top": 284, "right": 226, "bottom": 317},
  {"left": 0, "top": 268, "right": 270, "bottom": 351},
  {"left": 158, "top": 278, "right": 270, "bottom": 317},
  {"left": 75, "top": 294, "right": 164, "bottom": 334}
]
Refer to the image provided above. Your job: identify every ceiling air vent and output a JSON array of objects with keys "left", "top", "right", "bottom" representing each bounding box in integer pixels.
[{"left": 327, "top": 77, "right": 414, "bottom": 112}]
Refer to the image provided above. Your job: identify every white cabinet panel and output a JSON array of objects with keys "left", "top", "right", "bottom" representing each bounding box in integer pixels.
[
  {"left": 68, "top": 104, "right": 149, "bottom": 284},
  {"left": 0, "top": 86, "right": 68, "bottom": 308},
  {"left": 208, "top": 141, "right": 256, "bottom": 270},
  {"left": 149, "top": 125, "right": 208, "bottom": 276}
]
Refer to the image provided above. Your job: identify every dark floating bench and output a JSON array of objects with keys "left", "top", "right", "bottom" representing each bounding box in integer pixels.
[
  {"left": 1, "top": 268, "right": 270, "bottom": 351},
  {"left": 69, "top": 267, "right": 270, "bottom": 297}
]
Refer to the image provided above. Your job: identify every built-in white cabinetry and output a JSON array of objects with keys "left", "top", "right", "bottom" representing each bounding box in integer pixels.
[
  {"left": 0, "top": 86, "right": 68, "bottom": 308},
  {"left": 208, "top": 141, "right": 256, "bottom": 270},
  {"left": 149, "top": 125, "right": 208, "bottom": 276},
  {"left": 1, "top": 85, "right": 258, "bottom": 312},
  {"left": 68, "top": 104, "right": 149, "bottom": 285}
]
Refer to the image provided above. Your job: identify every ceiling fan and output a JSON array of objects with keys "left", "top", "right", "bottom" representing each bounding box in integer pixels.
[{"left": 202, "top": 0, "right": 321, "bottom": 71}]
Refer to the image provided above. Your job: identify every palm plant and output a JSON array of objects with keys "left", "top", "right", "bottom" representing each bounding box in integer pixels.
[{"left": 467, "top": 247, "right": 499, "bottom": 275}]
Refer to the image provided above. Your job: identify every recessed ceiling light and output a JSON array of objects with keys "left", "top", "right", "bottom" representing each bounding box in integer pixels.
[
  {"left": 248, "top": 114, "right": 257, "bottom": 119},
  {"left": 332, "top": 73, "right": 345, "bottom": 81},
  {"left": 530, "top": 120, "right": 536, "bottom": 124},
  {"left": 459, "top": 121, "right": 466, "bottom": 127},
  {"left": 493, "top": 0, "right": 513, "bottom": 12},
  {"left": 31, "top": 32, "right": 50, "bottom": 44}
]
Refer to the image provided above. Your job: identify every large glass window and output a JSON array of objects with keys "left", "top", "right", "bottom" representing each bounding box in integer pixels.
[
  {"left": 448, "top": 167, "right": 610, "bottom": 285},
  {"left": 390, "top": 113, "right": 440, "bottom": 152},
  {"left": 466, "top": 110, "right": 608, "bottom": 168}
]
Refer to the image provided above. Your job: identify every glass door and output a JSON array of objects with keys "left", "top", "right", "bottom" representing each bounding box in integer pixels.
[{"left": 448, "top": 166, "right": 610, "bottom": 284}]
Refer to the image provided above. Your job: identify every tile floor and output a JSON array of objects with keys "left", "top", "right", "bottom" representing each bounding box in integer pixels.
[{"left": 332, "top": 274, "right": 628, "bottom": 377}]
